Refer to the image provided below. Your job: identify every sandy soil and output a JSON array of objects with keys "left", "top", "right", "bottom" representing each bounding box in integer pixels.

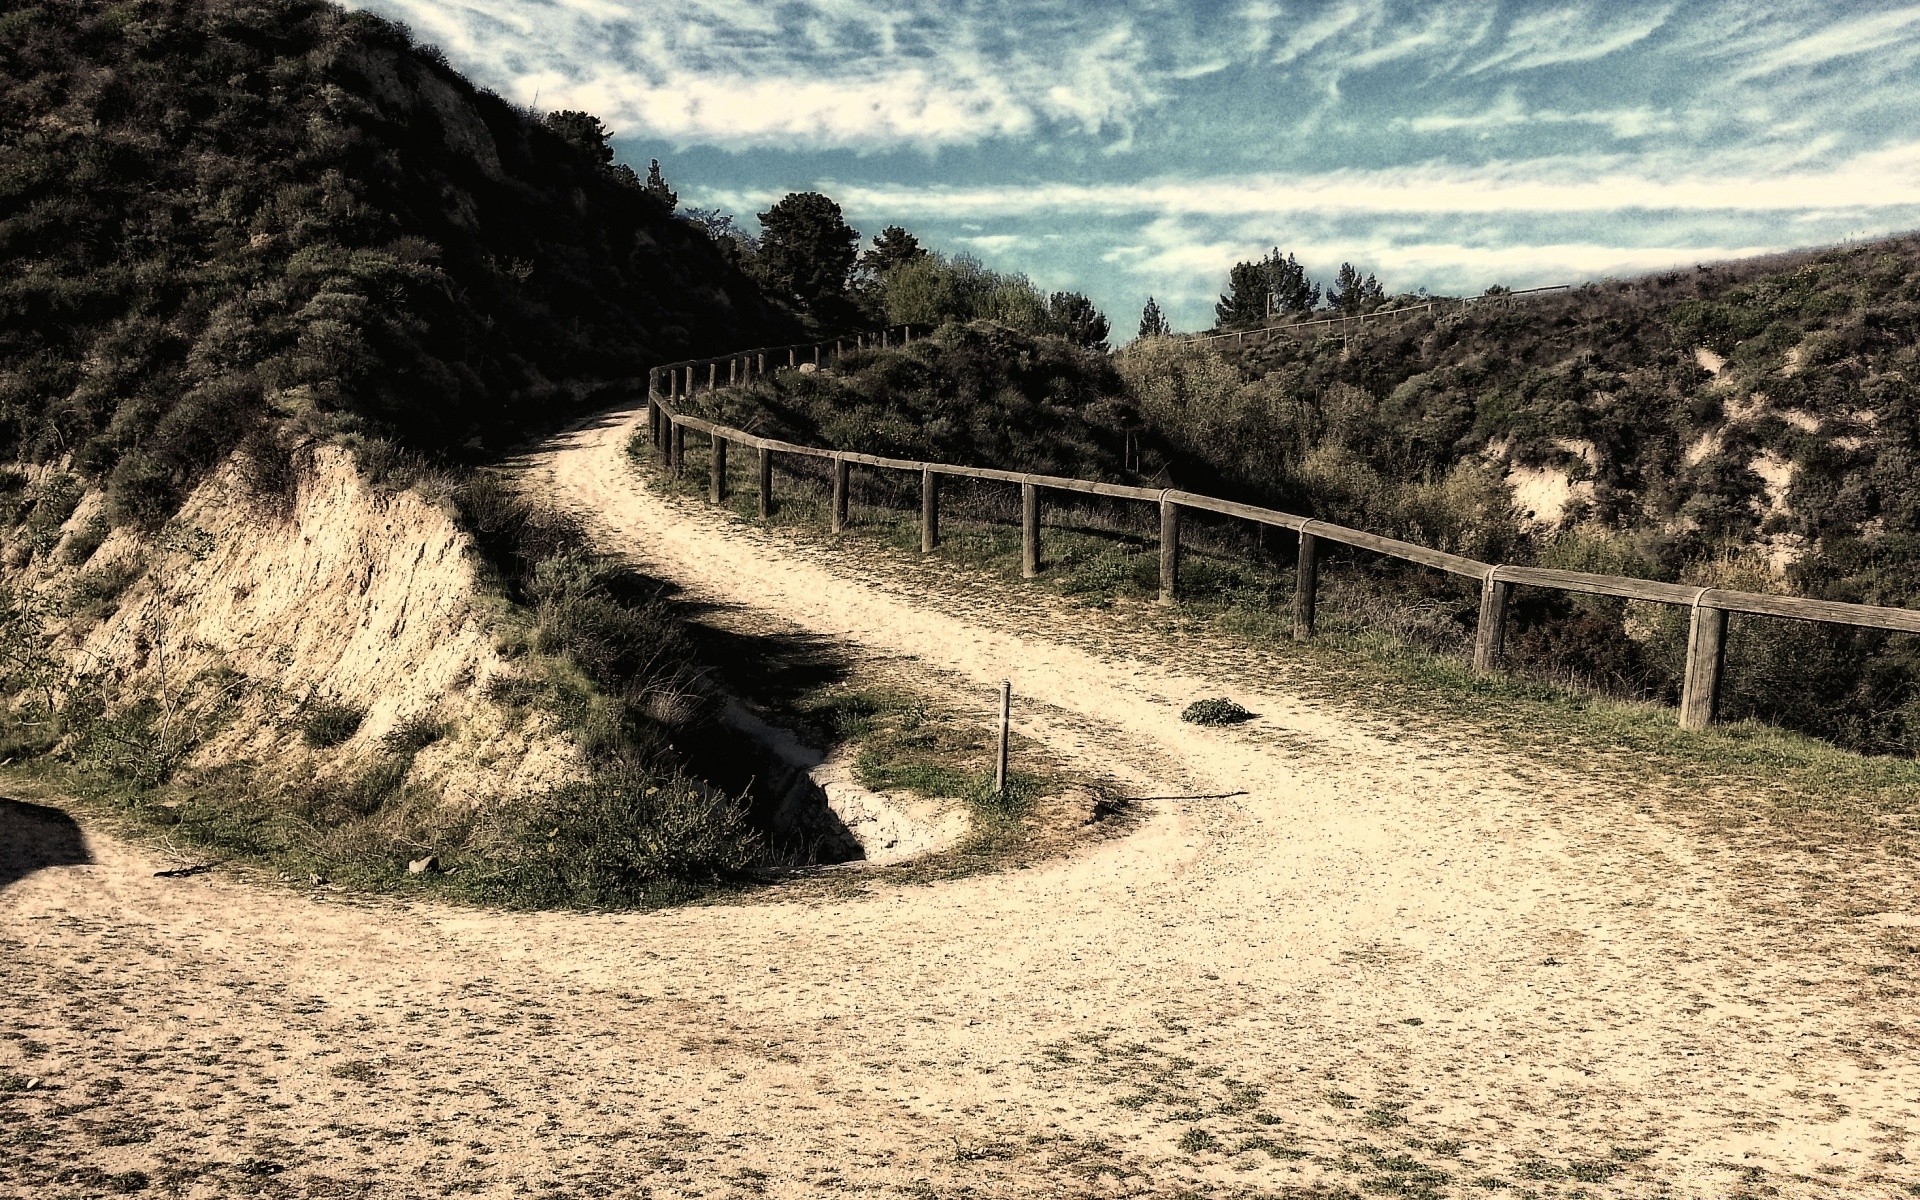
[{"left": 5, "top": 401, "right": 1918, "bottom": 1199}]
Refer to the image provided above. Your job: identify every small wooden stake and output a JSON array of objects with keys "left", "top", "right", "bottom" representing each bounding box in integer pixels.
[
  {"left": 1679, "top": 603, "right": 1727, "bottom": 729},
  {"left": 707, "top": 362, "right": 716, "bottom": 390},
  {"left": 1473, "top": 573, "right": 1511, "bottom": 674},
  {"left": 995, "top": 680, "right": 1011, "bottom": 798},
  {"left": 831, "top": 457, "right": 849, "bottom": 533},
  {"left": 1294, "top": 529, "right": 1320, "bottom": 638},
  {"left": 710, "top": 436, "right": 727, "bottom": 504},
  {"left": 1158, "top": 498, "right": 1180, "bottom": 605},
  {"left": 1021, "top": 483, "right": 1041, "bottom": 578},
  {"left": 921, "top": 468, "right": 939, "bottom": 552},
  {"left": 757, "top": 446, "right": 773, "bottom": 519}
]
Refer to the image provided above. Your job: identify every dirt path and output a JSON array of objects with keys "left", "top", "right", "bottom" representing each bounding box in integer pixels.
[{"left": 6, "top": 402, "right": 1919, "bottom": 1199}]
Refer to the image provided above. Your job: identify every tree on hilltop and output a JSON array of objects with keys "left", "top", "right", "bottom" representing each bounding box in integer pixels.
[
  {"left": 757, "top": 192, "right": 861, "bottom": 309},
  {"left": 1327, "top": 262, "right": 1385, "bottom": 313},
  {"left": 544, "top": 110, "right": 614, "bottom": 166},
  {"left": 1215, "top": 247, "right": 1320, "bottom": 328},
  {"left": 642, "top": 160, "right": 677, "bottom": 212},
  {"left": 1047, "top": 291, "right": 1110, "bottom": 351},
  {"left": 1138, "top": 296, "right": 1170, "bottom": 338},
  {"left": 861, "top": 226, "right": 927, "bottom": 277}
]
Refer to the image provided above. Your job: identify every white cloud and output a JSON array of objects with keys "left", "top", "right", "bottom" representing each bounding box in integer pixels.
[
  {"left": 813, "top": 142, "right": 1920, "bottom": 221},
  {"left": 1467, "top": 4, "right": 1674, "bottom": 74},
  {"left": 353, "top": 0, "right": 1199, "bottom": 149},
  {"left": 1731, "top": 4, "right": 1920, "bottom": 78}
]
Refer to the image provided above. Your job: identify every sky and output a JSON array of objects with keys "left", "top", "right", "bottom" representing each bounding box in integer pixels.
[{"left": 353, "top": 0, "right": 1920, "bottom": 333}]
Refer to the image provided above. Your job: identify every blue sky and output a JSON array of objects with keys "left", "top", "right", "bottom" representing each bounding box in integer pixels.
[{"left": 356, "top": 0, "right": 1920, "bottom": 333}]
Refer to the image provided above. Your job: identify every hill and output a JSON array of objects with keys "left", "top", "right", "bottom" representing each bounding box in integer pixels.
[
  {"left": 0, "top": 0, "right": 813, "bottom": 905},
  {"left": 1, "top": 0, "right": 789, "bottom": 520},
  {"left": 1119, "top": 235, "right": 1920, "bottom": 752}
]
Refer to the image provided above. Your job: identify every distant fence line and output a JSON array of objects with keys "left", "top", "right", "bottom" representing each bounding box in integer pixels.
[{"left": 644, "top": 327, "right": 1920, "bottom": 731}]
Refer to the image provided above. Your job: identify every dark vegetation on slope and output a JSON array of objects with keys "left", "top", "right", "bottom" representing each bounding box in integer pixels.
[
  {"left": 1123, "top": 235, "right": 1920, "bottom": 754},
  {"left": 0, "top": 0, "right": 790, "bottom": 527},
  {"left": 690, "top": 321, "right": 1142, "bottom": 481},
  {"left": 0, "top": 0, "right": 809, "bottom": 905}
]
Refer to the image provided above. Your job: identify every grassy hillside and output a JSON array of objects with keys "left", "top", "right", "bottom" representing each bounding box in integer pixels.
[
  {"left": 1, "top": 0, "right": 790, "bottom": 524},
  {"left": 690, "top": 321, "right": 1140, "bottom": 480},
  {"left": 0, "top": 0, "right": 812, "bottom": 906},
  {"left": 1120, "top": 235, "right": 1920, "bottom": 753}
]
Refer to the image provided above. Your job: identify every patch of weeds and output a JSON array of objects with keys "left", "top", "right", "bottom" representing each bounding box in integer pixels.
[
  {"left": 1177, "top": 1127, "right": 1220, "bottom": 1154},
  {"left": 327, "top": 1060, "right": 379, "bottom": 1083},
  {"left": 1364, "top": 1102, "right": 1410, "bottom": 1129},
  {"left": 1237, "top": 1135, "right": 1309, "bottom": 1161},
  {"left": 300, "top": 701, "right": 365, "bottom": 748},
  {"left": 1181, "top": 697, "right": 1254, "bottom": 726},
  {"left": 1325, "top": 1089, "right": 1359, "bottom": 1110},
  {"left": 1568, "top": 1158, "right": 1624, "bottom": 1183},
  {"left": 380, "top": 714, "right": 445, "bottom": 754}
]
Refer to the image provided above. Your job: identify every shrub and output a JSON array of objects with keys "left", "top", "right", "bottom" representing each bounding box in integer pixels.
[
  {"left": 486, "top": 768, "right": 761, "bottom": 908},
  {"left": 300, "top": 701, "right": 365, "bottom": 748},
  {"left": 1182, "top": 698, "right": 1253, "bottom": 726}
]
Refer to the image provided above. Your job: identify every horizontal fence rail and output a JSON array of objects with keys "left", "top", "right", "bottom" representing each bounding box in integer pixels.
[{"left": 642, "top": 330, "right": 1920, "bottom": 731}]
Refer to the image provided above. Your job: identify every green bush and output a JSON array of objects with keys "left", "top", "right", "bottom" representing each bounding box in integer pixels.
[
  {"left": 486, "top": 769, "right": 760, "bottom": 909},
  {"left": 300, "top": 701, "right": 365, "bottom": 748},
  {"left": 1181, "top": 698, "right": 1253, "bottom": 726}
]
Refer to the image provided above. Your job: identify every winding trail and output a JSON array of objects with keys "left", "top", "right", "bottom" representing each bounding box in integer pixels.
[{"left": 5, "top": 400, "right": 1918, "bottom": 1199}]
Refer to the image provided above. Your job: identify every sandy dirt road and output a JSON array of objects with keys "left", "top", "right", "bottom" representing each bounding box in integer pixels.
[{"left": 5, "top": 401, "right": 1919, "bottom": 1199}]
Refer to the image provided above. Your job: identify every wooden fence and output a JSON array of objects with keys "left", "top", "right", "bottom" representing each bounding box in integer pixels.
[{"left": 644, "top": 328, "right": 1920, "bottom": 731}]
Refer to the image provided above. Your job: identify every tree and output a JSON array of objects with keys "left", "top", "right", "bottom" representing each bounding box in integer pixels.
[
  {"left": 756, "top": 192, "right": 861, "bottom": 309},
  {"left": 1327, "top": 262, "right": 1385, "bottom": 313},
  {"left": 1263, "top": 250, "right": 1319, "bottom": 314},
  {"left": 861, "top": 225, "right": 927, "bottom": 277},
  {"left": 1215, "top": 261, "right": 1269, "bottom": 328},
  {"left": 544, "top": 110, "right": 614, "bottom": 166},
  {"left": 1138, "top": 296, "right": 1170, "bottom": 338},
  {"left": 1215, "top": 248, "right": 1321, "bottom": 328},
  {"left": 1047, "top": 292, "right": 1110, "bottom": 351},
  {"left": 642, "top": 160, "right": 676, "bottom": 212}
]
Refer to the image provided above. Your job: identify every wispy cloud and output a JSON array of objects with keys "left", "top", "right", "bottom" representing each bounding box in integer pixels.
[{"left": 790, "top": 143, "right": 1920, "bottom": 221}]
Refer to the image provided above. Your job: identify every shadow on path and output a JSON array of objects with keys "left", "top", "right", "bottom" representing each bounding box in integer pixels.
[{"left": 0, "top": 797, "right": 92, "bottom": 890}]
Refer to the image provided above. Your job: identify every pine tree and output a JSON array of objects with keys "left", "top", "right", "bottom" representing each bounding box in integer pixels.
[
  {"left": 861, "top": 225, "right": 926, "bottom": 276},
  {"left": 1215, "top": 261, "right": 1269, "bottom": 328},
  {"left": 1138, "top": 296, "right": 1170, "bottom": 338},
  {"left": 642, "top": 159, "right": 677, "bottom": 212},
  {"left": 1047, "top": 292, "right": 1110, "bottom": 351},
  {"left": 1327, "top": 262, "right": 1385, "bottom": 313},
  {"left": 1261, "top": 249, "right": 1319, "bottom": 315}
]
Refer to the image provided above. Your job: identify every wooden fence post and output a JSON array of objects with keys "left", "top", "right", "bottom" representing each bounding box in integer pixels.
[
  {"left": 1473, "top": 570, "right": 1511, "bottom": 673},
  {"left": 1021, "top": 483, "right": 1041, "bottom": 578},
  {"left": 729, "top": 358, "right": 738, "bottom": 385},
  {"left": 685, "top": 366, "right": 695, "bottom": 395},
  {"left": 921, "top": 468, "right": 939, "bottom": 552},
  {"left": 710, "top": 435, "right": 727, "bottom": 504},
  {"left": 1294, "top": 527, "right": 1320, "bottom": 638},
  {"left": 814, "top": 344, "right": 822, "bottom": 366},
  {"left": 1158, "top": 498, "right": 1179, "bottom": 604},
  {"left": 1679, "top": 601, "right": 1727, "bottom": 729},
  {"left": 788, "top": 348, "right": 796, "bottom": 367},
  {"left": 757, "top": 446, "right": 773, "bottom": 519},
  {"left": 670, "top": 422, "right": 685, "bottom": 477},
  {"left": 756, "top": 352, "right": 765, "bottom": 375},
  {"left": 831, "top": 456, "right": 849, "bottom": 533},
  {"left": 707, "top": 362, "right": 716, "bottom": 390},
  {"left": 995, "top": 679, "right": 1011, "bottom": 797}
]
